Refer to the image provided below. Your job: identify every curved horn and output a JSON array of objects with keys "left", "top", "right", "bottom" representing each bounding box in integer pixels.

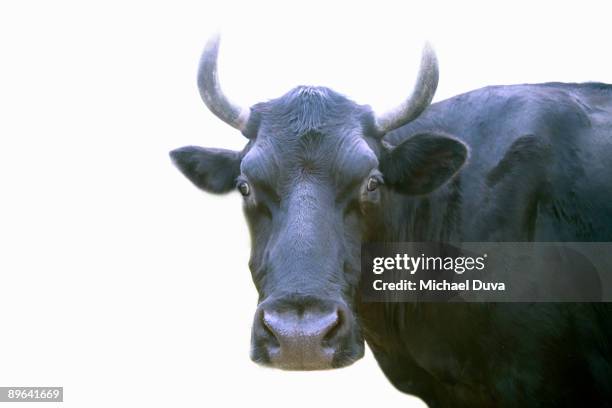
[
  {"left": 375, "top": 43, "right": 439, "bottom": 133},
  {"left": 197, "top": 34, "right": 250, "bottom": 131}
]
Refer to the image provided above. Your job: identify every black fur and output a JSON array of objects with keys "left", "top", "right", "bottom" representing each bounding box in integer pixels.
[{"left": 172, "top": 82, "right": 612, "bottom": 407}]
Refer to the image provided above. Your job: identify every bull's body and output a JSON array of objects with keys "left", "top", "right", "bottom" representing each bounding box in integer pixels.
[
  {"left": 360, "top": 82, "right": 612, "bottom": 407},
  {"left": 172, "top": 36, "right": 612, "bottom": 408}
]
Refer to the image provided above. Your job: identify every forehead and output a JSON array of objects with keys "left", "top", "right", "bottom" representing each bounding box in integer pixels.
[
  {"left": 241, "top": 86, "right": 378, "bottom": 183},
  {"left": 242, "top": 135, "right": 377, "bottom": 184}
]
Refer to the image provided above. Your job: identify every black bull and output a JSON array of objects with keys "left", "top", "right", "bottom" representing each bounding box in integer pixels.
[{"left": 170, "top": 37, "right": 612, "bottom": 407}]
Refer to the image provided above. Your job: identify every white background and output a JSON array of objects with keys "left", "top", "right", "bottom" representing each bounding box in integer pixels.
[{"left": 0, "top": 1, "right": 611, "bottom": 407}]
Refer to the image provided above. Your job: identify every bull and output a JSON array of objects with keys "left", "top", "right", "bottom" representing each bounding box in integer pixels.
[{"left": 170, "top": 35, "right": 612, "bottom": 407}]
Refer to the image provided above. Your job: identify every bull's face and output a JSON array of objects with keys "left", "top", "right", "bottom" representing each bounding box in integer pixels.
[{"left": 171, "top": 36, "right": 467, "bottom": 370}]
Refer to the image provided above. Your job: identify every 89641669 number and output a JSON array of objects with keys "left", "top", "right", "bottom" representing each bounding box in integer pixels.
[{"left": 0, "top": 387, "right": 63, "bottom": 402}]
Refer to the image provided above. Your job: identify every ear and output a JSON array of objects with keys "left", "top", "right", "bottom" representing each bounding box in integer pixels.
[
  {"left": 169, "top": 146, "right": 241, "bottom": 194},
  {"left": 380, "top": 133, "right": 468, "bottom": 195}
]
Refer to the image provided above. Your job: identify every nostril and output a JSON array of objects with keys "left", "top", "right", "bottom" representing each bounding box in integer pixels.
[
  {"left": 260, "top": 311, "right": 281, "bottom": 349},
  {"left": 262, "top": 312, "right": 276, "bottom": 336},
  {"left": 322, "top": 309, "right": 343, "bottom": 346},
  {"left": 262, "top": 308, "right": 343, "bottom": 344}
]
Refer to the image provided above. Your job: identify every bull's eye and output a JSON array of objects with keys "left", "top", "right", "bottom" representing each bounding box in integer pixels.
[
  {"left": 238, "top": 181, "right": 251, "bottom": 196},
  {"left": 367, "top": 177, "right": 379, "bottom": 192}
]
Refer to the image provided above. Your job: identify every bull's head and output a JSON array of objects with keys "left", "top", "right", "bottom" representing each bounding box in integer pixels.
[{"left": 171, "top": 35, "right": 467, "bottom": 370}]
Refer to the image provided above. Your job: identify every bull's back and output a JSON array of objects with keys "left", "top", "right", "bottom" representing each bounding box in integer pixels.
[
  {"left": 368, "top": 84, "right": 612, "bottom": 406},
  {"left": 387, "top": 82, "right": 612, "bottom": 241}
]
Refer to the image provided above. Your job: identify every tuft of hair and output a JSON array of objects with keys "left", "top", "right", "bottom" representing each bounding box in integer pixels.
[{"left": 260, "top": 85, "right": 359, "bottom": 135}]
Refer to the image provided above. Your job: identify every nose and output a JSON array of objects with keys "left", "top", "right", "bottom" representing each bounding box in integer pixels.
[
  {"left": 251, "top": 297, "right": 356, "bottom": 370},
  {"left": 263, "top": 307, "right": 340, "bottom": 363}
]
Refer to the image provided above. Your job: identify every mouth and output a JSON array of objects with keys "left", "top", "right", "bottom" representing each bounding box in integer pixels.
[{"left": 250, "top": 339, "right": 365, "bottom": 371}]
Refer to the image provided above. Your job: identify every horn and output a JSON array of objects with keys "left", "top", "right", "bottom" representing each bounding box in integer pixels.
[
  {"left": 197, "top": 34, "right": 250, "bottom": 131},
  {"left": 375, "top": 42, "right": 439, "bottom": 133}
]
